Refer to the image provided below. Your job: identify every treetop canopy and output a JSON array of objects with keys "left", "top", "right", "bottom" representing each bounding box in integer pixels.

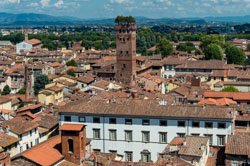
[{"left": 115, "top": 16, "right": 136, "bottom": 24}]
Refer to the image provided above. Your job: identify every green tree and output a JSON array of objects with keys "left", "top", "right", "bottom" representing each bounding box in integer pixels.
[
  {"left": 1, "top": 85, "right": 11, "bottom": 95},
  {"left": 221, "top": 86, "right": 239, "bottom": 92},
  {"left": 17, "top": 88, "right": 26, "bottom": 94},
  {"left": 34, "top": 75, "right": 50, "bottom": 95},
  {"left": 225, "top": 45, "right": 245, "bottom": 65},
  {"left": 156, "top": 39, "right": 173, "bottom": 57},
  {"left": 66, "top": 60, "right": 77, "bottom": 67},
  {"left": 204, "top": 44, "right": 223, "bottom": 60},
  {"left": 247, "top": 43, "right": 250, "bottom": 51},
  {"left": 200, "top": 35, "right": 225, "bottom": 50},
  {"left": 67, "top": 69, "right": 76, "bottom": 77}
]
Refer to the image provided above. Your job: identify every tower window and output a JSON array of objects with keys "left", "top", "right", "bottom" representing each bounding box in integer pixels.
[
  {"left": 127, "top": 38, "right": 130, "bottom": 41},
  {"left": 68, "top": 139, "right": 74, "bottom": 153},
  {"left": 123, "top": 38, "right": 126, "bottom": 42},
  {"left": 123, "top": 64, "right": 126, "bottom": 68},
  {"left": 120, "top": 51, "right": 123, "bottom": 54},
  {"left": 126, "top": 51, "right": 129, "bottom": 54}
]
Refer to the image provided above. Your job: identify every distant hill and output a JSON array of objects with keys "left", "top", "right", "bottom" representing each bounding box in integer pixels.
[
  {"left": 204, "top": 15, "right": 250, "bottom": 23},
  {"left": 0, "top": 13, "right": 249, "bottom": 26},
  {"left": 0, "top": 12, "right": 81, "bottom": 25}
]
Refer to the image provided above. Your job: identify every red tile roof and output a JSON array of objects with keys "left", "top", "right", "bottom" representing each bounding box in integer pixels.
[
  {"left": 21, "top": 136, "right": 63, "bottom": 166},
  {"left": 204, "top": 91, "right": 250, "bottom": 101},
  {"left": 26, "top": 39, "right": 41, "bottom": 45},
  {"left": 225, "top": 134, "right": 250, "bottom": 157},
  {"left": 60, "top": 123, "right": 85, "bottom": 131}
]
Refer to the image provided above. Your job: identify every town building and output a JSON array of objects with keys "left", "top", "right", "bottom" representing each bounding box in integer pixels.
[{"left": 58, "top": 99, "right": 234, "bottom": 162}]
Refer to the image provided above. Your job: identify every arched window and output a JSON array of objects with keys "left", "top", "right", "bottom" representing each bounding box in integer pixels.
[{"left": 68, "top": 139, "right": 74, "bottom": 153}]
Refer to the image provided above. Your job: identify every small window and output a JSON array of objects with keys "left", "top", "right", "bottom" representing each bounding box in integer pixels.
[
  {"left": 191, "top": 133, "right": 200, "bottom": 136},
  {"left": 64, "top": 116, "right": 71, "bottom": 122},
  {"left": 217, "top": 135, "right": 226, "bottom": 146},
  {"left": 125, "top": 119, "right": 132, "bottom": 125},
  {"left": 142, "top": 119, "right": 150, "bottom": 125},
  {"left": 205, "top": 122, "right": 213, "bottom": 128},
  {"left": 141, "top": 150, "right": 151, "bottom": 162},
  {"left": 178, "top": 121, "right": 186, "bottom": 127},
  {"left": 160, "top": 120, "right": 167, "bottom": 126},
  {"left": 93, "top": 129, "right": 100, "bottom": 139},
  {"left": 109, "top": 150, "right": 117, "bottom": 154},
  {"left": 93, "top": 117, "right": 100, "bottom": 123},
  {"left": 29, "top": 131, "right": 32, "bottom": 136},
  {"left": 125, "top": 151, "right": 133, "bottom": 162},
  {"left": 67, "top": 139, "right": 74, "bottom": 152},
  {"left": 123, "top": 64, "right": 126, "bottom": 68},
  {"left": 159, "top": 132, "right": 167, "bottom": 143},
  {"left": 93, "top": 149, "right": 101, "bottom": 152},
  {"left": 109, "top": 118, "right": 116, "bottom": 124},
  {"left": 142, "top": 131, "right": 150, "bottom": 142},
  {"left": 79, "top": 116, "right": 85, "bottom": 122},
  {"left": 192, "top": 121, "right": 200, "bottom": 128},
  {"left": 125, "top": 130, "right": 133, "bottom": 142},
  {"left": 177, "top": 133, "right": 185, "bottom": 137},
  {"left": 109, "top": 130, "right": 117, "bottom": 140},
  {"left": 218, "top": 123, "right": 226, "bottom": 129},
  {"left": 204, "top": 134, "right": 213, "bottom": 145}
]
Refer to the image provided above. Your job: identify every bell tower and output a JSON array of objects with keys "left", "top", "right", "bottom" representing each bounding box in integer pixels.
[{"left": 115, "top": 16, "right": 137, "bottom": 86}]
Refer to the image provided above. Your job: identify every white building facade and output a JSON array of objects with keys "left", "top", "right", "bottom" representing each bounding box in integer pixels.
[{"left": 59, "top": 106, "right": 234, "bottom": 162}]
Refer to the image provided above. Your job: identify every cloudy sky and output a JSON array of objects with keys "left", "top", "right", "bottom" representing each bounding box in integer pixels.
[{"left": 1, "top": 0, "right": 250, "bottom": 19}]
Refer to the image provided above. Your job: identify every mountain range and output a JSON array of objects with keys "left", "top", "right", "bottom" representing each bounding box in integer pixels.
[{"left": 0, "top": 12, "right": 250, "bottom": 26}]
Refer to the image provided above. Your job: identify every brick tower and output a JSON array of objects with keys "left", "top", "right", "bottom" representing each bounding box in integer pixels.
[
  {"left": 60, "top": 123, "right": 86, "bottom": 165},
  {"left": 115, "top": 16, "right": 137, "bottom": 86}
]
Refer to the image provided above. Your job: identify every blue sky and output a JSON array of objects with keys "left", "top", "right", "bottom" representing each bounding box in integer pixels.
[{"left": 1, "top": 0, "right": 250, "bottom": 19}]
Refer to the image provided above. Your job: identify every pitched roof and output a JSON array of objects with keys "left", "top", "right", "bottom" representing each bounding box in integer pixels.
[
  {"left": 0, "top": 132, "right": 19, "bottom": 148},
  {"left": 178, "top": 136, "right": 209, "bottom": 157},
  {"left": 0, "top": 96, "right": 11, "bottom": 104},
  {"left": 225, "top": 134, "right": 250, "bottom": 157},
  {"left": 21, "top": 136, "right": 63, "bottom": 166},
  {"left": 204, "top": 91, "right": 250, "bottom": 101},
  {"left": 60, "top": 123, "right": 85, "bottom": 131},
  {"left": 26, "top": 39, "right": 41, "bottom": 45},
  {"left": 0, "top": 116, "right": 39, "bottom": 135},
  {"left": 175, "top": 60, "right": 226, "bottom": 70},
  {"left": 59, "top": 99, "right": 234, "bottom": 120}
]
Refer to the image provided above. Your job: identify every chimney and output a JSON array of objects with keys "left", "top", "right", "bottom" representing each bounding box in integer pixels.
[
  {"left": 25, "top": 62, "right": 29, "bottom": 101},
  {"left": 25, "top": 33, "right": 28, "bottom": 41}
]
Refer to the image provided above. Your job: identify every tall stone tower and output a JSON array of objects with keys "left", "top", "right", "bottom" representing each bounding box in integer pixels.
[{"left": 115, "top": 16, "right": 137, "bottom": 86}]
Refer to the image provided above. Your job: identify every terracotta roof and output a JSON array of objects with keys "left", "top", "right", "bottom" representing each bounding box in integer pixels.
[
  {"left": 175, "top": 60, "right": 226, "bottom": 70},
  {"left": 21, "top": 136, "right": 63, "bottom": 166},
  {"left": 0, "top": 131, "right": 19, "bottom": 148},
  {"left": 77, "top": 76, "right": 95, "bottom": 84},
  {"left": 32, "top": 113, "right": 58, "bottom": 130},
  {"left": 46, "top": 85, "right": 63, "bottom": 92},
  {"left": 169, "top": 137, "right": 185, "bottom": 145},
  {"left": 225, "top": 134, "right": 250, "bottom": 157},
  {"left": 26, "top": 39, "right": 41, "bottom": 45},
  {"left": 198, "top": 98, "right": 237, "bottom": 106},
  {"left": 204, "top": 91, "right": 250, "bottom": 101},
  {"left": 17, "top": 103, "right": 42, "bottom": 113},
  {"left": 0, "top": 96, "right": 11, "bottom": 104},
  {"left": 91, "top": 80, "right": 109, "bottom": 90},
  {"left": 211, "top": 70, "right": 228, "bottom": 77},
  {"left": 178, "top": 136, "right": 209, "bottom": 157},
  {"left": 0, "top": 116, "right": 39, "bottom": 135},
  {"left": 60, "top": 123, "right": 85, "bottom": 131},
  {"left": 59, "top": 99, "right": 234, "bottom": 120}
]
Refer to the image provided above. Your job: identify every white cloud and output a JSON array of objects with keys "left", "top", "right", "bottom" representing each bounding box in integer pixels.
[
  {"left": 54, "top": 0, "right": 64, "bottom": 8},
  {"left": 110, "top": 0, "right": 132, "bottom": 4},
  {"left": 40, "top": 0, "right": 50, "bottom": 8}
]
